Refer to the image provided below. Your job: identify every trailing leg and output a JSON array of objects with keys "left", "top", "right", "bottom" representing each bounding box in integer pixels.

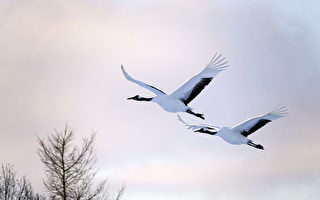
[
  {"left": 247, "top": 141, "right": 264, "bottom": 150},
  {"left": 186, "top": 109, "right": 205, "bottom": 120}
]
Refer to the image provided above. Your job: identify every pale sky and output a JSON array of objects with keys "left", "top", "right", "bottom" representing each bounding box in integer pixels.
[{"left": 0, "top": 0, "right": 320, "bottom": 199}]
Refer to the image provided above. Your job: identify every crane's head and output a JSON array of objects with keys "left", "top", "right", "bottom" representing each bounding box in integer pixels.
[{"left": 127, "top": 95, "right": 153, "bottom": 101}]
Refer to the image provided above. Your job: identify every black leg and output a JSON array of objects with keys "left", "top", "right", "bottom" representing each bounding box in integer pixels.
[
  {"left": 247, "top": 141, "right": 264, "bottom": 150},
  {"left": 186, "top": 109, "right": 205, "bottom": 120}
]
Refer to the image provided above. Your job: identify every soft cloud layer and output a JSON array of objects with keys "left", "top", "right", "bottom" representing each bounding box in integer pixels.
[{"left": 0, "top": 0, "right": 319, "bottom": 199}]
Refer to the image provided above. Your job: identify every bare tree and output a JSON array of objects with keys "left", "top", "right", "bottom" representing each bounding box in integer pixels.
[
  {"left": 0, "top": 164, "right": 15, "bottom": 200},
  {"left": 37, "top": 125, "right": 124, "bottom": 200},
  {"left": 0, "top": 163, "right": 46, "bottom": 200}
]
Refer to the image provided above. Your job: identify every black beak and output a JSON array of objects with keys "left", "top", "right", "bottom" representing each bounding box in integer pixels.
[{"left": 127, "top": 96, "right": 135, "bottom": 100}]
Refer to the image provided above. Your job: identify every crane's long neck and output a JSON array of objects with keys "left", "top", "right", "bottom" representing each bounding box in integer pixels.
[
  {"left": 138, "top": 97, "right": 153, "bottom": 101},
  {"left": 127, "top": 95, "right": 153, "bottom": 101},
  {"left": 195, "top": 128, "right": 217, "bottom": 135}
]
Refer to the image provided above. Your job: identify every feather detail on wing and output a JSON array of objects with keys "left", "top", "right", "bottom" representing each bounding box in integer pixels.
[
  {"left": 232, "top": 105, "right": 288, "bottom": 137},
  {"left": 177, "top": 115, "right": 219, "bottom": 131},
  {"left": 121, "top": 65, "right": 166, "bottom": 95},
  {"left": 170, "top": 53, "right": 229, "bottom": 105}
]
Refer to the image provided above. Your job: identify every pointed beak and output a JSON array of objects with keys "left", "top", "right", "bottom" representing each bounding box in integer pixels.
[{"left": 127, "top": 97, "right": 134, "bottom": 100}]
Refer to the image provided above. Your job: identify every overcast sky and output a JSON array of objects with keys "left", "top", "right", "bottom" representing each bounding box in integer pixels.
[{"left": 1, "top": 0, "right": 320, "bottom": 199}]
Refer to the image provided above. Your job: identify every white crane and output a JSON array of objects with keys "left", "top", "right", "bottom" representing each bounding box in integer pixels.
[
  {"left": 121, "top": 53, "right": 229, "bottom": 119},
  {"left": 178, "top": 105, "right": 287, "bottom": 149}
]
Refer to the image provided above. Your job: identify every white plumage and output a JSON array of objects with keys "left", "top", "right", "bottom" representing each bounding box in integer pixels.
[
  {"left": 122, "top": 53, "right": 229, "bottom": 119},
  {"left": 178, "top": 105, "right": 287, "bottom": 150}
]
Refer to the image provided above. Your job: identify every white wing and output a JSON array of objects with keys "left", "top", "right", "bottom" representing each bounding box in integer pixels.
[
  {"left": 121, "top": 65, "right": 166, "bottom": 95},
  {"left": 177, "top": 115, "right": 219, "bottom": 131},
  {"left": 232, "top": 105, "right": 288, "bottom": 136},
  {"left": 169, "top": 53, "right": 229, "bottom": 105}
]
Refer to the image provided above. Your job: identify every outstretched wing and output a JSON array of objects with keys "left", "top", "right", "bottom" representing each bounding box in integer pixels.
[
  {"left": 169, "top": 53, "right": 229, "bottom": 105},
  {"left": 177, "top": 115, "right": 219, "bottom": 132},
  {"left": 232, "top": 105, "right": 288, "bottom": 137},
  {"left": 121, "top": 65, "right": 166, "bottom": 95}
]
